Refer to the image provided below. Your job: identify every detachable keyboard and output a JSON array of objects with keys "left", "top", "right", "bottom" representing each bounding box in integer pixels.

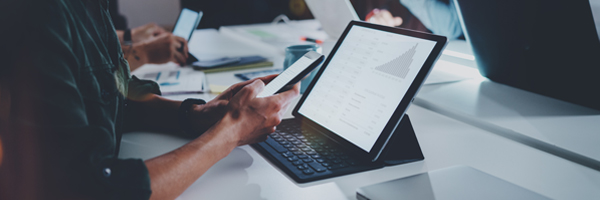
[{"left": 251, "top": 118, "right": 384, "bottom": 183}]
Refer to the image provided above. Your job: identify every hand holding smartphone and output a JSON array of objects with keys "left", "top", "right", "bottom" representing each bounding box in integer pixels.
[{"left": 257, "top": 51, "right": 324, "bottom": 98}]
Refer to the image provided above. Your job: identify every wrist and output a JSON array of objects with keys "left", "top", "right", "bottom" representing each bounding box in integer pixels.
[{"left": 198, "top": 116, "right": 239, "bottom": 152}]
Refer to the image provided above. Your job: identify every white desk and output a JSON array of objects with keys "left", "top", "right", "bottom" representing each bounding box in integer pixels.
[
  {"left": 120, "top": 23, "right": 600, "bottom": 199},
  {"left": 120, "top": 105, "right": 600, "bottom": 200}
]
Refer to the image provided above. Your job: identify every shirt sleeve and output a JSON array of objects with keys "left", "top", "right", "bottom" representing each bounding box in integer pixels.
[{"left": 400, "top": 0, "right": 464, "bottom": 39}]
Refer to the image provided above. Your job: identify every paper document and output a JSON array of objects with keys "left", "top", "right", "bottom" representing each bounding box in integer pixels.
[{"left": 134, "top": 67, "right": 207, "bottom": 95}]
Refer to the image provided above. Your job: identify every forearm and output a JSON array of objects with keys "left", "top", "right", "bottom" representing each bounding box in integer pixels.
[
  {"left": 122, "top": 43, "right": 147, "bottom": 71},
  {"left": 145, "top": 118, "right": 238, "bottom": 200}
]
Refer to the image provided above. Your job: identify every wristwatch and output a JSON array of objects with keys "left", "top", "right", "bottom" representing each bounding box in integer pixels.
[
  {"left": 123, "top": 29, "right": 132, "bottom": 45},
  {"left": 178, "top": 98, "right": 206, "bottom": 136}
]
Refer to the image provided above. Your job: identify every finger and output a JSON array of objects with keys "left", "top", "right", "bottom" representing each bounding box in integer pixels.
[
  {"left": 182, "top": 40, "right": 189, "bottom": 58},
  {"left": 231, "top": 80, "right": 265, "bottom": 104},
  {"left": 266, "top": 83, "right": 300, "bottom": 105},
  {"left": 173, "top": 51, "right": 186, "bottom": 66},
  {"left": 394, "top": 17, "right": 403, "bottom": 26},
  {"left": 173, "top": 35, "right": 187, "bottom": 45},
  {"left": 218, "top": 78, "right": 260, "bottom": 100},
  {"left": 256, "top": 74, "right": 279, "bottom": 84}
]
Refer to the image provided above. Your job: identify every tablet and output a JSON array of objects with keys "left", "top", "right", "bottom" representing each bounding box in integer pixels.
[{"left": 292, "top": 21, "right": 447, "bottom": 161}]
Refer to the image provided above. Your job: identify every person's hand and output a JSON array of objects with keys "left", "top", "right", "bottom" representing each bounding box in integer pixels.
[
  {"left": 131, "top": 23, "right": 167, "bottom": 43},
  {"left": 141, "top": 33, "right": 189, "bottom": 66},
  {"left": 367, "top": 9, "right": 403, "bottom": 27},
  {"left": 188, "top": 99, "right": 229, "bottom": 134},
  {"left": 187, "top": 74, "right": 292, "bottom": 136},
  {"left": 217, "top": 75, "right": 300, "bottom": 146}
]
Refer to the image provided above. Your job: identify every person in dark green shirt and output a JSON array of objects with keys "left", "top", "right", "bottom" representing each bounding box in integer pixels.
[{"left": 0, "top": 0, "right": 298, "bottom": 199}]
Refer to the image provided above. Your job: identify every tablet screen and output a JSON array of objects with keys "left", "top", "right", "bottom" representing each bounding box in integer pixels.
[{"left": 297, "top": 25, "right": 437, "bottom": 152}]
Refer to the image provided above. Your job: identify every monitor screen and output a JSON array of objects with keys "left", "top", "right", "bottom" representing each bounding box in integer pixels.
[{"left": 298, "top": 25, "right": 437, "bottom": 152}]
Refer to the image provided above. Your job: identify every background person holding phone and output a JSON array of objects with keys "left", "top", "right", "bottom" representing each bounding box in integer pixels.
[{"left": 116, "top": 23, "right": 190, "bottom": 71}]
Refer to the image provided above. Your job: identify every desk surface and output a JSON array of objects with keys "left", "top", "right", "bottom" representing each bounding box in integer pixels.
[
  {"left": 120, "top": 105, "right": 600, "bottom": 200},
  {"left": 120, "top": 23, "right": 600, "bottom": 199}
]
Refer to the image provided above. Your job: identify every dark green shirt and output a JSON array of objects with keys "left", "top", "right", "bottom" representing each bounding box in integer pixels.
[{"left": 1, "top": 0, "right": 159, "bottom": 199}]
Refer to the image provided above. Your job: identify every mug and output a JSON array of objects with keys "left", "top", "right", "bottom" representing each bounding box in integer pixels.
[{"left": 284, "top": 44, "right": 322, "bottom": 94}]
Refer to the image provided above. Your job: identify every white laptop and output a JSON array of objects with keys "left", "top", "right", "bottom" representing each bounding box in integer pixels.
[
  {"left": 357, "top": 166, "right": 550, "bottom": 200},
  {"left": 305, "top": 0, "right": 360, "bottom": 39}
]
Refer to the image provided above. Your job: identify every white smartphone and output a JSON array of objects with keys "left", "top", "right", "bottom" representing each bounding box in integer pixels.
[
  {"left": 172, "top": 8, "right": 203, "bottom": 41},
  {"left": 257, "top": 51, "right": 324, "bottom": 98}
]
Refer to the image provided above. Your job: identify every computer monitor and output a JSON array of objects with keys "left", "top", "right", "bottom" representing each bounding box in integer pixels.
[{"left": 455, "top": 0, "right": 600, "bottom": 110}]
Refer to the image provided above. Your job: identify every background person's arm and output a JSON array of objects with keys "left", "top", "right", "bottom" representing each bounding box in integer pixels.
[{"left": 400, "top": 0, "right": 463, "bottom": 39}]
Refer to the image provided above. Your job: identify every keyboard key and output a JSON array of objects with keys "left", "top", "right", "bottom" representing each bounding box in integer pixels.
[
  {"left": 302, "top": 159, "right": 314, "bottom": 163},
  {"left": 274, "top": 138, "right": 285, "bottom": 142},
  {"left": 316, "top": 159, "right": 326, "bottom": 163},
  {"left": 283, "top": 144, "right": 293, "bottom": 148},
  {"left": 311, "top": 154, "right": 322, "bottom": 159},
  {"left": 292, "top": 141, "right": 302, "bottom": 145},
  {"left": 282, "top": 152, "right": 294, "bottom": 157},
  {"left": 288, "top": 147, "right": 299, "bottom": 151},
  {"left": 306, "top": 151, "right": 317, "bottom": 155},
  {"left": 296, "top": 144, "right": 306, "bottom": 148},
  {"left": 292, "top": 161, "right": 303, "bottom": 165},
  {"left": 287, "top": 156, "right": 298, "bottom": 162},
  {"left": 297, "top": 165, "right": 306, "bottom": 170},
  {"left": 326, "top": 156, "right": 336, "bottom": 160},
  {"left": 302, "top": 169, "right": 315, "bottom": 175},
  {"left": 266, "top": 138, "right": 289, "bottom": 153},
  {"left": 301, "top": 148, "right": 312, "bottom": 152},
  {"left": 308, "top": 162, "right": 327, "bottom": 173},
  {"left": 321, "top": 162, "right": 330, "bottom": 167},
  {"left": 293, "top": 151, "right": 304, "bottom": 155},
  {"left": 279, "top": 141, "right": 289, "bottom": 145},
  {"left": 298, "top": 154, "right": 309, "bottom": 159},
  {"left": 332, "top": 159, "right": 342, "bottom": 164}
]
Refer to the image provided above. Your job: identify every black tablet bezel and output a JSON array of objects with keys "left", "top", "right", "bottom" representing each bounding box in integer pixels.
[
  {"left": 291, "top": 20, "right": 447, "bottom": 162},
  {"left": 172, "top": 8, "right": 203, "bottom": 41}
]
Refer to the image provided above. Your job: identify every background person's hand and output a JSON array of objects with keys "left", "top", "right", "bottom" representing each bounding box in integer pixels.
[
  {"left": 131, "top": 23, "right": 168, "bottom": 43},
  {"left": 142, "top": 33, "right": 189, "bottom": 66},
  {"left": 367, "top": 9, "right": 403, "bottom": 27},
  {"left": 217, "top": 77, "right": 300, "bottom": 146}
]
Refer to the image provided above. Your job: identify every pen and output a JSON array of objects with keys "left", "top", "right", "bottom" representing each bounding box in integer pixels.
[{"left": 300, "top": 36, "right": 323, "bottom": 44}]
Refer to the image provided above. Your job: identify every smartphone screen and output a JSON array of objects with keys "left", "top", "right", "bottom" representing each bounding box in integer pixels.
[
  {"left": 257, "top": 51, "right": 324, "bottom": 98},
  {"left": 172, "top": 8, "right": 203, "bottom": 40}
]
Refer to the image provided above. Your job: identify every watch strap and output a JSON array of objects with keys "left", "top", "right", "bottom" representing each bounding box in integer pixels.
[{"left": 178, "top": 98, "right": 206, "bottom": 137}]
